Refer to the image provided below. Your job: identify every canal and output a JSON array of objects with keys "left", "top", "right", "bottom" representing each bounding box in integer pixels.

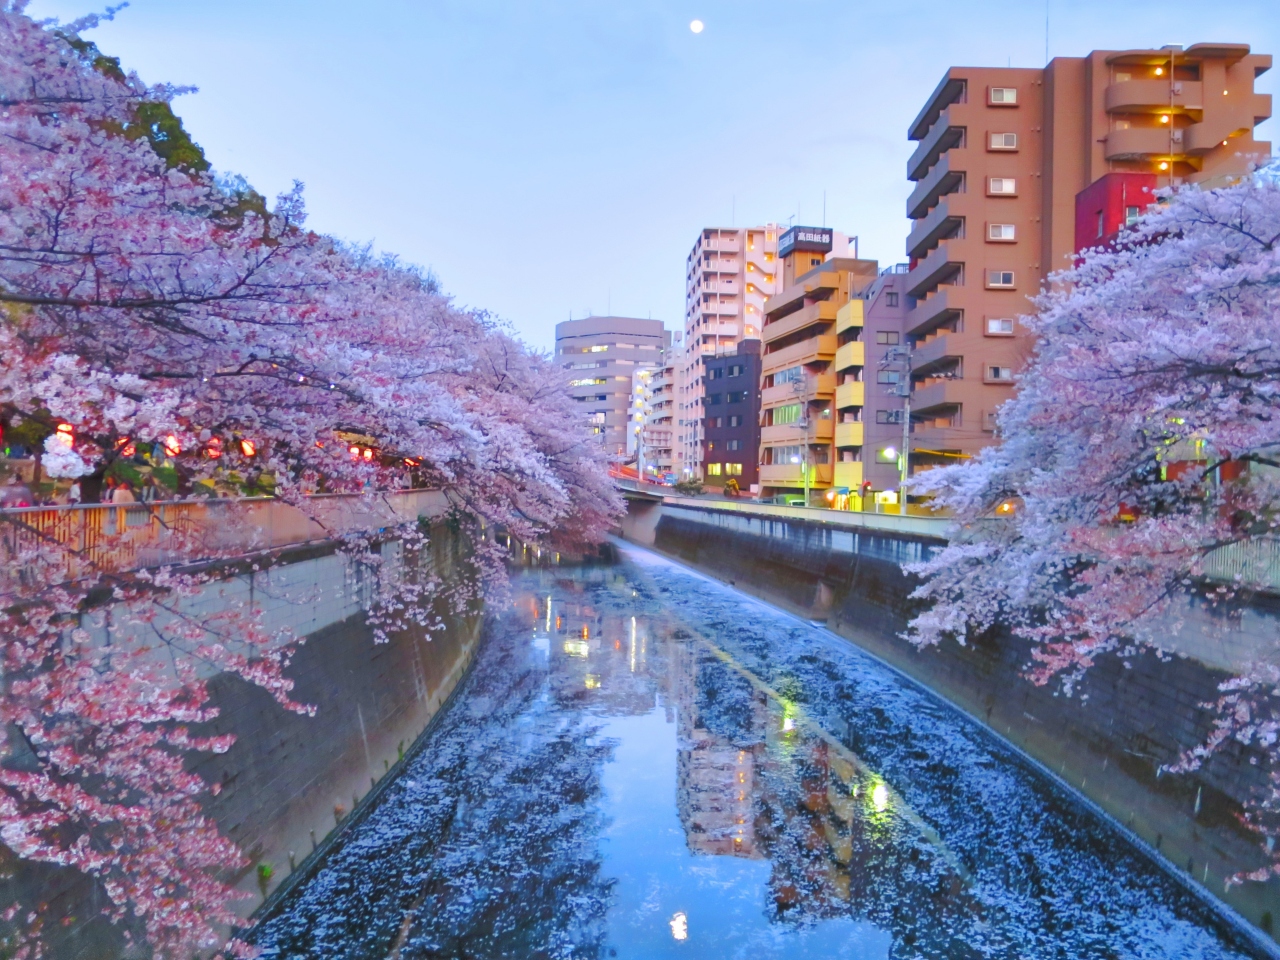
[{"left": 252, "top": 544, "right": 1272, "bottom": 959}]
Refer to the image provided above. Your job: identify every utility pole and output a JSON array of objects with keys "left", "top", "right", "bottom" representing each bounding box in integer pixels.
[
  {"left": 881, "top": 345, "right": 913, "bottom": 512},
  {"left": 793, "top": 375, "right": 812, "bottom": 506}
]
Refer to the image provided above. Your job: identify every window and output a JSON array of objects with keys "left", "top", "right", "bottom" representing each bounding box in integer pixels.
[
  {"left": 1096, "top": 210, "right": 1105, "bottom": 238},
  {"left": 1125, "top": 205, "right": 1141, "bottom": 226},
  {"left": 986, "top": 270, "right": 1016, "bottom": 288},
  {"left": 988, "top": 177, "right": 1017, "bottom": 195},
  {"left": 771, "top": 403, "right": 802, "bottom": 425},
  {"left": 726, "top": 439, "right": 743, "bottom": 451},
  {"left": 885, "top": 292, "right": 899, "bottom": 307},
  {"left": 707, "top": 368, "right": 722, "bottom": 380},
  {"left": 588, "top": 345, "right": 609, "bottom": 353},
  {"left": 766, "top": 444, "right": 803, "bottom": 465},
  {"left": 986, "top": 317, "right": 1015, "bottom": 335},
  {"left": 811, "top": 257, "right": 823, "bottom": 267},
  {"left": 728, "top": 364, "right": 744, "bottom": 377},
  {"left": 569, "top": 377, "right": 608, "bottom": 387},
  {"left": 706, "top": 463, "right": 723, "bottom": 476},
  {"left": 983, "top": 411, "right": 998, "bottom": 432},
  {"left": 774, "top": 366, "right": 804, "bottom": 385},
  {"left": 987, "top": 366, "right": 1014, "bottom": 382},
  {"left": 876, "top": 331, "right": 900, "bottom": 345},
  {"left": 707, "top": 393, "right": 722, "bottom": 405},
  {"left": 989, "top": 132, "right": 1018, "bottom": 150},
  {"left": 711, "top": 416, "right": 724, "bottom": 428},
  {"left": 727, "top": 391, "right": 747, "bottom": 403},
  {"left": 588, "top": 412, "right": 606, "bottom": 424},
  {"left": 725, "top": 463, "right": 743, "bottom": 476},
  {"left": 875, "top": 409, "right": 904, "bottom": 424},
  {"left": 988, "top": 223, "right": 1016, "bottom": 241},
  {"left": 876, "top": 370, "right": 902, "bottom": 384},
  {"left": 989, "top": 87, "right": 1017, "bottom": 104}
]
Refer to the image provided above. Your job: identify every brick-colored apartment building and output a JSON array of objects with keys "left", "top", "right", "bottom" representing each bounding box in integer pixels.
[{"left": 905, "top": 43, "right": 1272, "bottom": 467}]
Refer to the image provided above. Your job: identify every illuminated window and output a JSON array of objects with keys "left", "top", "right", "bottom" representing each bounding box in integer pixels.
[
  {"left": 771, "top": 403, "right": 802, "bottom": 425},
  {"left": 706, "top": 463, "right": 723, "bottom": 476},
  {"left": 725, "top": 463, "right": 743, "bottom": 475}
]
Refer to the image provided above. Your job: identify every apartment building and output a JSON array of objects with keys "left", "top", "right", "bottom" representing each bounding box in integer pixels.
[
  {"left": 641, "top": 338, "right": 678, "bottom": 479},
  {"left": 860, "top": 265, "right": 913, "bottom": 495},
  {"left": 701, "top": 340, "right": 762, "bottom": 491},
  {"left": 555, "top": 316, "right": 669, "bottom": 458},
  {"left": 675, "top": 226, "right": 782, "bottom": 478},
  {"left": 759, "top": 226, "right": 877, "bottom": 503},
  {"left": 906, "top": 43, "right": 1272, "bottom": 467}
]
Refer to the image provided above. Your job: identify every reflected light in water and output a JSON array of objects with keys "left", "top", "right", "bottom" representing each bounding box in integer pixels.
[
  {"left": 585, "top": 674, "right": 600, "bottom": 689},
  {"left": 563, "top": 639, "right": 589, "bottom": 658},
  {"left": 872, "top": 782, "right": 889, "bottom": 812},
  {"left": 669, "top": 911, "right": 688, "bottom": 940}
]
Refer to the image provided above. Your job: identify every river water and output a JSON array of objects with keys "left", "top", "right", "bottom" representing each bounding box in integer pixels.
[{"left": 252, "top": 545, "right": 1271, "bottom": 960}]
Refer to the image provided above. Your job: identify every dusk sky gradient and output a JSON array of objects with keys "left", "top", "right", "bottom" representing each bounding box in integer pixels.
[{"left": 28, "top": 0, "right": 1279, "bottom": 350}]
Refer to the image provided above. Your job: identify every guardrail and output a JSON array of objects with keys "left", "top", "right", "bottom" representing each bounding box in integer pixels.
[
  {"left": 615, "top": 479, "right": 1280, "bottom": 594},
  {"left": 0, "top": 489, "right": 450, "bottom": 576}
]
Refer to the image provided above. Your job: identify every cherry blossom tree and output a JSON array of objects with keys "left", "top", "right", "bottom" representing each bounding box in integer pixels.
[
  {"left": 906, "top": 166, "right": 1280, "bottom": 874},
  {"left": 0, "top": 4, "right": 621, "bottom": 955}
]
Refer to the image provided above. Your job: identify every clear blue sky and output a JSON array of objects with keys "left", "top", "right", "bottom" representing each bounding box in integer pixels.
[{"left": 28, "top": 0, "right": 1279, "bottom": 351}]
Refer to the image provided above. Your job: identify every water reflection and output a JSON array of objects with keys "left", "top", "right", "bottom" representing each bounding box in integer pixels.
[{"left": 253, "top": 555, "right": 1266, "bottom": 960}]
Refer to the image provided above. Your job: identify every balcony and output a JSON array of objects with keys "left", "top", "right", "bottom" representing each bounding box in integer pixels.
[
  {"left": 835, "top": 422, "right": 864, "bottom": 448},
  {"left": 909, "top": 73, "right": 966, "bottom": 142},
  {"left": 1104, "top": 126, "right": 1184, "bottom": 160},
  {"left": 700, "top": 321, "right": 739, "bottom": 338},
  {"left": 1105, "top": 79, "right": 1203, "bottom": 114},
  {"left": 837, "top": 301, "right": 865, "bottom": 336},
  {"left": 702, "top": 258, "right": 740, "bottom": 274},
  {"left": 760, "top": 463, "right": 834, "bottom": 487},
  {"left": 834, "top": 461, "right": 864, "bottom": 490},
  {"left": 761, "top": 419, "right": 833, "bottom": 444},
  {"left": 835, "top": 340, "right": 865, "bottom": 373},
  {"left": 907, "top": 154, "right": 964, "bottom": 220},
  {"left": 762, "top": 334, "right": 837, "bottom": 374},
  {"left": 701, "top": 302, "right": 740, "bottom": 317},
  {"left": 908, "top": 111, "right": 966, "bottom": 182},
  {"left": 911, "top": 334, "right": 961, "bottom": 376},
  {"left": 762, "top": 299, "right": 838, "bottom": 345},
  {"left": 906, "top": 199, "right": 965, "bottom": 261},
  {"left": 907, "top": 242, "right": 963, "bottom": 299},
  {"left": 763, "top": 267, "right": 842, "bottom": 317},
  {"left": 907, "top": 288, "right": 962, "bottom": 337},
  {"left": 910, "top": 380, "right": 966, "bottom": 415},
  {"left": 835, "top": 381, "right": 865, "bottom": 410},
  {"left": 761, "top": 372, "right": 835, "bottom": 406}
]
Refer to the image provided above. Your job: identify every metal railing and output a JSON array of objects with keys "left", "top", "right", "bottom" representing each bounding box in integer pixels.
[
  {"left": 0, "top": 490, "right": 449, "bottom": 576},
  {"left": 1202, "top": 537, "right": 1280, "bottom": 594}
]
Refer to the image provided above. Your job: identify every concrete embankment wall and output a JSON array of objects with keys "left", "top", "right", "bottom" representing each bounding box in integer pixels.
[
  {"left": 2, "top": 519, "right": 482, "bottom": 959},
  {"left": 622, "top": 498, "right": 1280, "bottom": 940}
]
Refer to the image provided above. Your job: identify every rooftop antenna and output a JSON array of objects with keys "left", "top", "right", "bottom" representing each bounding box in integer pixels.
[{"left": 1045, "top": 0, "right": 1050, "bottom": 65}]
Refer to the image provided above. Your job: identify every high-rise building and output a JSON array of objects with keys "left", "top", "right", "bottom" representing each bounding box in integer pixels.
[
  {"left": 701, "top": 340, "right": 762, "bottom": 492},
  {"left": 905, "top": 43, "right": 1272, "bottom": 468},
  {"left": 676, "top": 226, "right": 784, "bottom": 477},
  {"left": 555, "top": 316, "right": 669, "bottom": 459},
  {"left": 759, "top": 226, "right": 878, "bottom": 503}
]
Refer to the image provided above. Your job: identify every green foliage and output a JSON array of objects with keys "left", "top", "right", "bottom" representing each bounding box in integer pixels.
[{"left": 673, "top": 478, "right": 703, "bottom": 496}]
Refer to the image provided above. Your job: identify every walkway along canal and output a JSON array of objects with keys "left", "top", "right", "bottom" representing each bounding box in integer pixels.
[{"left": 252, "top": 545, "right": 1275, "bottom": 959}]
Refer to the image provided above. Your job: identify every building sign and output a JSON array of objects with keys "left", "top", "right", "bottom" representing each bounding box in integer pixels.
[{"left": 778, "top": 226, "right": 833, "bottom": 258}]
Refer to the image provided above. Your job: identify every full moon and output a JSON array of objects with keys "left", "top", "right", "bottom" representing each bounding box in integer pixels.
[{"left": 689, "top": 19, "right": 704, "bottom": 33}]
